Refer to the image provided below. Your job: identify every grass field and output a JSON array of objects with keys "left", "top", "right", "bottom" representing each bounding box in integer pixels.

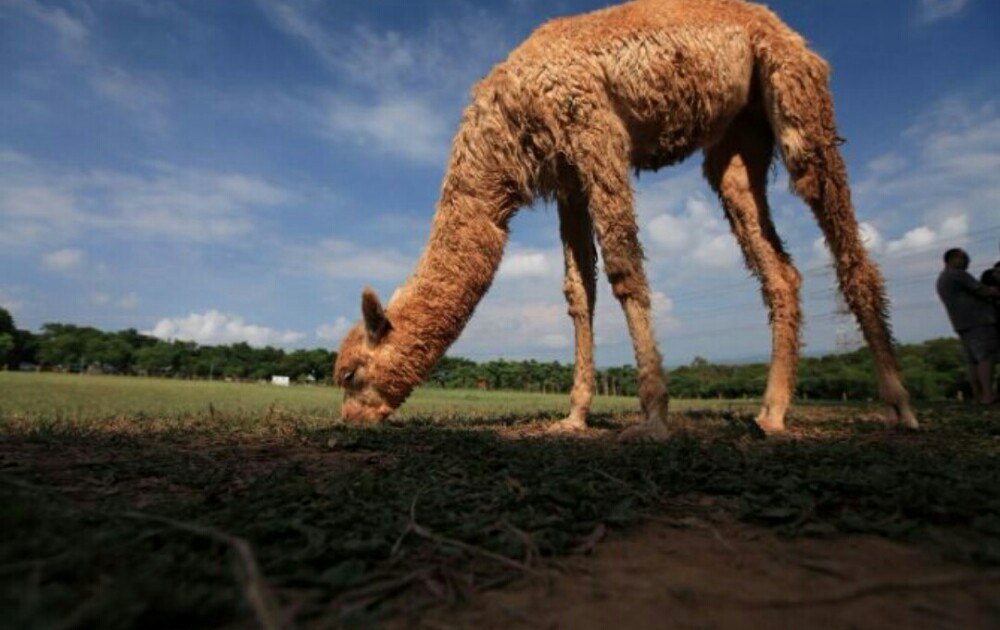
[
  {"left": 2, "top": 372, "right": 999, "bottom": 628},
  {"left": 0, "top": 372, "right": 762, "bottom": 422},
  {"left": 0, "top": 372, "right": 649, "bottom": 422}
]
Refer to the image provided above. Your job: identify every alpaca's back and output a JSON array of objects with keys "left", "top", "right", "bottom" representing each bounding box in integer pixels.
[{"left": 475, "top": 0, "right": 813, "bottom": 173}]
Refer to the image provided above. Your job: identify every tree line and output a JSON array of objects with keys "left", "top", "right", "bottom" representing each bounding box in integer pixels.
[
  {"left": 0, "top": 307, "right": 974, "bottom": 399},
  {"left": 428, "top": 337, "right": 972, "bottom": 401},
  {"left": 0, "top": 309, "right": 333, "bottom": 382}
]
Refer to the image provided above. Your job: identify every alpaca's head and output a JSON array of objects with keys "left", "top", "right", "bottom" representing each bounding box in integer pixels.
[{"left": 334, "top": 288, "right": 404, "bottom": 425}]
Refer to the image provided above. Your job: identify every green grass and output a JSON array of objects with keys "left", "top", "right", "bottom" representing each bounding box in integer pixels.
[
  {"left": 0, "top": 371, "right": 760, "bottom": 423},
  {"left": 1, "top": 372, "right": 998, "bottom": 628}
]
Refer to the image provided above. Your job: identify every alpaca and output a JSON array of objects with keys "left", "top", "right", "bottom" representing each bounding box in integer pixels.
[{"left": 334, "top": 0, "right": 919, "bottom": 437}]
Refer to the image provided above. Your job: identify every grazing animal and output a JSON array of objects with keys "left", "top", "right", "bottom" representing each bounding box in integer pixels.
[{"left": 334, "top": 0, "right": 919, "bottom": 438}]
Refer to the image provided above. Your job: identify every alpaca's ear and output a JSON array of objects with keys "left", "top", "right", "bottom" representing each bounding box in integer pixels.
[{"left": 361, "top": 287, "right": 390, "bottom": 344}]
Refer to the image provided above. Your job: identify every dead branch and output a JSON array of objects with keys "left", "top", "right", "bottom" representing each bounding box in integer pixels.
[
  {"left": 122, "top": 511, "right": 285, "bottom": 630},
  {"left": 401, "top": 494, "right": 543, "bottom": 577}
]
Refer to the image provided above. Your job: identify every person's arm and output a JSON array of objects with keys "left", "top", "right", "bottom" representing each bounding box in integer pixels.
[
  {"left": 981, "top": 269, "right": 1000, "bottom": 289},
  {"left": 958, "top": 271, "right": 1000, "bottom": 298}
]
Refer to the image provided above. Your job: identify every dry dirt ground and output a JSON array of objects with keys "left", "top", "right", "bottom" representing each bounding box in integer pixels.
[{"left": 411, "top": 502, "right": 1000, "bottom": 629}]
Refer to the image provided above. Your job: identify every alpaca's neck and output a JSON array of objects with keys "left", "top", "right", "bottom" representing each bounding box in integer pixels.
[
  {"left": 372, "top": 72, "right": 542, "bottom": 401},
  {"left": 379, "top": 162, "right": 523, "bottom": 399}
]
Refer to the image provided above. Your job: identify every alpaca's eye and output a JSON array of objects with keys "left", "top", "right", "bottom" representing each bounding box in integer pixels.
[{"left": 343, "top": 370, "right": 355, "bottom": 384}]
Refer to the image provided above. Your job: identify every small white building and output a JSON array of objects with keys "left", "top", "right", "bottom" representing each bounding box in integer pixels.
[{"left": 271, "top": 375, "right": 291, "bottom": 387}]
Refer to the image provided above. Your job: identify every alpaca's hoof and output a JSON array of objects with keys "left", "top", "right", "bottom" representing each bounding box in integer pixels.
[
  {"left": 756, "top": 412, "right": 786, "bottom": 434},
  {"left": 887, "top": 404, "right": 920, "bottom": 432},
  {"left": 618, "top": 421, "right": 671, "bottom": 443},
  {"left": 754, "top": 404, "right": 787, "bottom": 434},
  {"left": 756, "top": 419, "right": 785, "bottom": 434},
  {"left": 546, "top": 417, "right": 588, "bottom": 435}
]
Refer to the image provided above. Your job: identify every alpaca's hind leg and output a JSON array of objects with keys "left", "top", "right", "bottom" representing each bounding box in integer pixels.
[
  {"left": 704, "top": 115, "right": 801, "bottom": 432},
  {"left": 761, "top": 48, "right": 917, "bottom": 429},
  {"left": 785, "top": 141, "right": 918, "bottom": 429},
  {"left": 548, "top": 184, "right": 598, "bottom": 433},
  {"left": 568, "top": 119, "right": 670, "bottom": 441}
]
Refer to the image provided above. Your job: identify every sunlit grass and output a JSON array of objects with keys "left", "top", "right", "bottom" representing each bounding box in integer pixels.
[{"left": 0, "top": 372, "right": 763, "bottom": 425}]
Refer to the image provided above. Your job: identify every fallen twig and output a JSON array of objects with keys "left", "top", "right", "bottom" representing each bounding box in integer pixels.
[
  {"left": 399, "top": 494, "right": 543, "bottom": 577},
  {"left": 595, "top": 469, "right": 652, "bottom": 502},
  {"left": 332, "top": 569, "right": 429, "bottom": 618},
  {"left": 122, "top": 511, "right": 285, "bottom": 630},
  {"left": 572, "top": 523, "right": 607, "bottom": 555},
  {"left": 499, "top": 519, "right": 540, "bottom": 567}
]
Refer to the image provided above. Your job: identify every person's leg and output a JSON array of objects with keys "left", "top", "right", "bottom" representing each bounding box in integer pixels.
[
  {"left": 968, "top": 363, "right": 984, "bottom": 402},
  {"left": 964, "top": 327, "right": 998, "bottom": 403},
  {"left": 976, "top": 360, "right": 996, "bottom": 403},
  {"left": 986, "top": 328, "right": 999, "bottom": 403}
]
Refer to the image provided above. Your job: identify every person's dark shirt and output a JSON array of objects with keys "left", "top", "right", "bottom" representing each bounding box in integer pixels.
[
  {"left": 982, "top": 268, "right": 1000, "bottom": 288},
  {"left": 981, "top": 267, "right": 1000, "bottom": 327},
  {"left": 936, "top": 268, "right": 995, "bottom": 332}
]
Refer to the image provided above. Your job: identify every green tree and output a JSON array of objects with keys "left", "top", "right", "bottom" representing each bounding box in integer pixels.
[
  {"left": 0, "top": 307, "right": 15, "bottom": 337},
  {"left": 0, "top": 333, "right": 14, "bottom": 368},
  {"left": 135, "top": 342, "right": 183, "bottom": 376}
]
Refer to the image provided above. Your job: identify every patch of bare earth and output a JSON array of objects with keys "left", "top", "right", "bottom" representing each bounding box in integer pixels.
[{"left": 410, "top": 510, "right": 1000, "bottom": 629}]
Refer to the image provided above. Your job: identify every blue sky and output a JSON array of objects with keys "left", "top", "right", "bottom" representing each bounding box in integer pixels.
[{"left": 1, "top": 0, "right": 998, "bottom": 365}]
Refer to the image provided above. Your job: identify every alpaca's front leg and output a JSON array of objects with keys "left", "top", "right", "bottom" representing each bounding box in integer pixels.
[
  {"left": 566, "top": 116, "right": 670, "bottom": 441},
  {"left": 547, "top": 186, "right": 597, "bottom": 434}
]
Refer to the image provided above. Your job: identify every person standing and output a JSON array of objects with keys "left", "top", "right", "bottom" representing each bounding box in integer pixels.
[
  {"left": 981, "top": 260, "right": 1000, "bottom": 332},
  {"left": 937, "top": 249, "right": 1000, "bottom": 404}
]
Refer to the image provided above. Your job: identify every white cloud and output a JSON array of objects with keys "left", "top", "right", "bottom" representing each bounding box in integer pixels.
[
  {"left": 498, "top": 249, "right": 557, "bottom": 280},
  {"left": 89, "top": 66, "right": 169, "bottom": 130},
  {"left": 257, "top": 4, "right": 506, "bottom": 94},
  {"left": 116, "top": 292, "right": 140, "bottom": 310},
  {"left": 456, "top": 300, "right": 569, "bottom": 356},
  {"left": 6, "top": 0, "right": 89, "bottom": 58},
  {"left": 90, "top": 291, "right": 138, "bottom": 309},
  {"left": 812, "top": 221, "right": 884, "bottom": 263},
  {"left": 87, "top": 166, "right": 293, "bottom": 242},
  {"left": 42, "top": 248, "right": 85, "bottom": 272},
  {"left": 316, "top": 316, "right": 352, "bottom": 343},
  {"left": 0, "top": 155, "right": 295, "bottom": 245},
  {"left": 90, "top": 291, "right": 111, "bottom": 306},
  {"left": 325, "top": 95, "right": 451, "bottom": 165},
  {"left": 256, "top": 1, "right": 509, "bottom": 164},
  {"left": 886, "top": 226, "right": 936, "bottom": 255},
  {"left": 147, "top": 310, "right": 305, "bottom": 347},
  {"left": 852, "top": 96, "right": 997, "bottom": 266},
  {"left": 650, "top": 290, "right": 681, "bottom": 333},
  {"left": 0, "top": 185, "right": 83, "bottom": 245},
  {"left": 646, "top": 195, "right": 741, "bottom": 271},
  {"left": 0, "top": 289, "right": 25, "bottom": 316},
  {"left": 918, "top": 0, "right": 969, "bottom": 23},
  {"left": 301, "top": 237, "right": 414, "bottom": 282},
  {"left": 254, "top": 0, "right": 340, "bottom": 69},
  {"left": 7, "top": 0, "right": 170, "bottom": 128},
  {"left": 859, "top": 221, "right": 885, "bottom": 253},
  {"left": 454, "top": 283, "right": 678, "bottom": 360},
  {"left": 938, "top": 214, "right": 969, "bottom": 239},
  {"left": 885, "top": 213, "right": 967, "bottom": 255},
  {"left": 866, "top": 153, "right": 907, "bottom": 177}
]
